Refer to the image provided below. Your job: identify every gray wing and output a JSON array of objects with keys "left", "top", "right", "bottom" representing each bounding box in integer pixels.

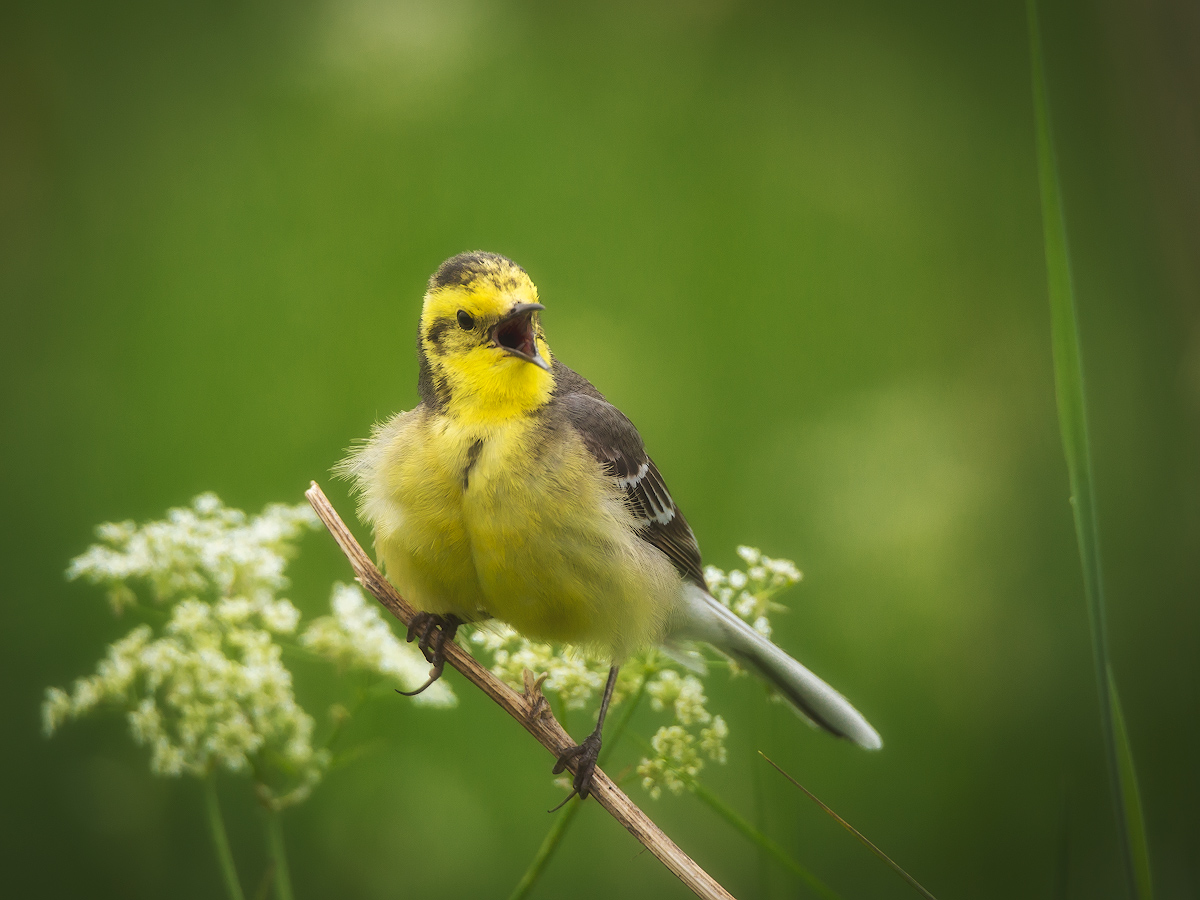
[{"left": 555, "top": 388, "right": 706, "bottom": 589}]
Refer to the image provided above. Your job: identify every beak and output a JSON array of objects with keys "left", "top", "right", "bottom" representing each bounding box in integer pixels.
[{"left": 491, "top": 302, "right": 551, "bottom": 371}]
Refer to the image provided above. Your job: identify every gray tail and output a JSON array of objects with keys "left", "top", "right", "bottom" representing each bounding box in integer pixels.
[{"left": 675, "top": 585, "right": 882, "bottom": 750}]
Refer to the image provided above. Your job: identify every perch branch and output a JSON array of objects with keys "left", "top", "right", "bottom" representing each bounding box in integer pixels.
[{"left": 305, "top": 481, "right": 735, "bottom": 900}]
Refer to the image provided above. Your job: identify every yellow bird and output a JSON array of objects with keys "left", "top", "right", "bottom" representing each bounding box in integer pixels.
[{"left": 342, "top": 251, "right": 880, "bottom": 799}]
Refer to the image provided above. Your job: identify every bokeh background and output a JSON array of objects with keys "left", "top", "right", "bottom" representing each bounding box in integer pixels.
[{"left": 2, "top": 0, "right": 1197, "bottom": 897}]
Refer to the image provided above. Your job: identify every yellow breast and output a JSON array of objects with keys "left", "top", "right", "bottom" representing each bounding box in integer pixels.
[{"left": 349, "top": 407, "right": 682, "bottom": 660}]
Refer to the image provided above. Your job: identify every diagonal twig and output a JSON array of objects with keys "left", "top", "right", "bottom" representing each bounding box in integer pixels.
[
  {"left": 759, "top": 753, "right": 936, "bottom": 900},
  {"left": 304, "top": 481, "right": 735, "bottom": 900}
]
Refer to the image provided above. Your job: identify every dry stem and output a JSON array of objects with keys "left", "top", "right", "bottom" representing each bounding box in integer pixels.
[{"left": 305, "top": 481, "right": 735, "bottom": 900}]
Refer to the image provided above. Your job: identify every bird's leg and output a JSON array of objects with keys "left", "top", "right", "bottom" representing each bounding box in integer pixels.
[
  {"left": 396, "top": 612, "right": 461, "bottom": 696},
  {"left": 552, "top": 665, "right": 619, "bottom": 803}
]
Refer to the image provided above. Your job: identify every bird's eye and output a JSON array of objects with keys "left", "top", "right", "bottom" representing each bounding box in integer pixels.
[{"left": 456, "top": 310, "right": 475, "bottom": 331}]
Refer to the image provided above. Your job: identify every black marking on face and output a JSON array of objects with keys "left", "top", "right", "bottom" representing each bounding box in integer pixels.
[
  {"left": 426, "top": 318, "right": 452, "bottom": 350},
  {"left": 430, "top": 251, "right": 527, "bottom": 292},
  {"left": 417, "top": 327, "right": 447, "bottom": 410},
  {"left": 462, "top": 438, "right": 484, "bottom": 489}
]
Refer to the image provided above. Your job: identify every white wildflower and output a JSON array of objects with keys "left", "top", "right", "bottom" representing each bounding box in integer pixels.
[
  {"left": 260, "top": 599, "right": 301, "bottom": 634},
  {"left": 301, "top": 583, "right": 455, "bottom": 708},
  {"left": 216, "top": 597, "right": 254, "bottom": 625},
  {"left": 637, "top": 725, "right": 702, "bottom": 799},
  {"left": 44, "top": 494, "right": 340, "bottom": 807},
  {"left": 69, "top": 675, "right": 104, "bottom": 715},
  {"left": 42, "top": 687, "right": 71, "bottom": 736},
  {"left": 733, "top": 593, "right": 757, "bottom": 619},
  {"left": 736, "top": 546, "right": 761, "bottom": 566},
  {"left": 128, "top": 698, "right": 160, "bottom": 744},
  {"left": 763, "top": 555, "right": 802, "bottom": 584},
  {"left": 647, "top": 671, "right": 711, "bottom": 726},
  {"left": 45, "top": 603, "right": 327, "bottom": 790},
  {"left": 473, "top": 624, "right": 609, "bottom": 711},
  {"left": 699, "top": 715, "right": 728, "bottom": 764},
  {"left": 673, "top": 675, "right": 711, "bottom": 726},
  {"left": 646, "top": 669, "right": 682, "bottom": 713},
  {"left": 542, "top": 653, "right": 605, "bottom": 710},
  {"left": 469, "top": 622, "right": 520, "bottom": 653},
  {"left": 715, "top": 548, "right": 803, "bottom": 641},
  {"left": 67, "top": 494, "right": 319, "bottom": 608}
]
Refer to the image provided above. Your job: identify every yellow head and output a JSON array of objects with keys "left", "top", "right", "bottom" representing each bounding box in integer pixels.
[{"left": 417, "top": 252, "right": 555, "bottom": 424}]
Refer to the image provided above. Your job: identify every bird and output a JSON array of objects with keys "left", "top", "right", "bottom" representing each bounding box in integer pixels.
[{"left": 340, "top": 251, "right": 881, "bottom": 801}]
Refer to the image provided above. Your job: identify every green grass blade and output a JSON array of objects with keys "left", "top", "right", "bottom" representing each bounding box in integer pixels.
[
  {"left": 265, "top": 811, "right": 295, "bottom": 900},
  {"left": 687, "top": 777, "right": 842, "bottom": 900},
  {"left": 1109, "top": 668, "right": 1155, "bottom": 899},
  {"left": 760, "top": 754, "right": 937, "bottom": 900},
  {"left": 625, "top": 729, "right": 838, "bottom": 898},
  {"left": 204, "top": 777, "right": 247, "bottom": 900},
  {"left": 1026, "top": 2, "right": 1152, "bottom": 897},
  {"left": 508, "top": 797, "right": 584, "bottom": 900},
  {"left": 508, "top": 681, "right": 649, "bottom": 900}
]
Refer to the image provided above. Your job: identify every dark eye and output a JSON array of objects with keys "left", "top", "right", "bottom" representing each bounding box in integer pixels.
[{"left": 456, "top": 310, "right": 475, "bottom": 330}]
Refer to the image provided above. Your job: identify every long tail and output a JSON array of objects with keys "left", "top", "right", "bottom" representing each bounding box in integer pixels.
[{"left": 672, "top": 585, "right": 882, "bottom": 750}]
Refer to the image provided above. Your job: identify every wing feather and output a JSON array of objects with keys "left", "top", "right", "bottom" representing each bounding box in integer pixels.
[{"left": 552, "top": 370, "right": 706, "bottom": 589}]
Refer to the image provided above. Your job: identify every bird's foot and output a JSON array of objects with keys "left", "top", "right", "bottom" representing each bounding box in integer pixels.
[
  {"left": 551, "top": 730, "right": 603, "bottom": 805},
  {"left": 397, "top": 613, "right": 461, "bottom": 696}
]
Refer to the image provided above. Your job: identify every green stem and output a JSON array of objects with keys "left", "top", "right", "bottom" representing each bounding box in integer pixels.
[
  {"left": 759, "top": 753, "right": 937, "bottom": 900},
  {"left": 323, "top": 676, "right": 376, "bottom": 753},
  {"left": 1026, "top": 3, "right": 1152, "bottom": 898},
  {"left": 204, "top": 777, "right": 246, "bottom": 900},
  {"left": 687, "top": 777, "right": 842, "bottom": 900},
  {"left": 1109, "top": 669, "right": 1155, "bottom": 900},
  {"left": 508, "top": 680, "right": 649, "bottom": 900},
  {"left": 749, "top": 691, "right": 771, "bottom": 898},
  {"left": 508, "top": 798, "right": 585, "bottom": 900},
  {"left": 265, "top": 810, "right": 295, "bottom": 900}
]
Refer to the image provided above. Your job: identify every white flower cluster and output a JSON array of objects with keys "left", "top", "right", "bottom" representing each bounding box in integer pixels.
[
  {"left": 301, "top": 583, "right": 455, "bottom": 707},
  {"left": 44, "top": 597, "right": 326, "bottom": 804},
  {"left": 67, "top": 492, "right": 320, "bottom": 613},
  {"left": 635, "top": 546, "right": 799, "bottom": 799},
  {"left": 44, "top": 494, "right": 454, "bottom": 809},
  {"left": 470, "top": 623, "right": 610, "bottom": 711},
  {"left": 704, "top": 545, "right": 802, "bottom": 640},
  {"left": 637, "top": 671, "right": 728, "bottom": 798}
]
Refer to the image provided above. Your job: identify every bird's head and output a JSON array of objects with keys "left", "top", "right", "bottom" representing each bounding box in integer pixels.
[{"left": 417, "top": 252, "right": 555, "bottom": 423}]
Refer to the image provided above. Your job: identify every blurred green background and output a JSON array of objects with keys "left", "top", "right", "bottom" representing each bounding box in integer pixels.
[{"left": 2, "top": 0, "right": 1197, "bottom": 897}]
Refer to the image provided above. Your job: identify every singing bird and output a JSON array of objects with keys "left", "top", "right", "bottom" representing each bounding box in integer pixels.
[{"left": 342, "top": 251, "right": 880, "bottom": 799}]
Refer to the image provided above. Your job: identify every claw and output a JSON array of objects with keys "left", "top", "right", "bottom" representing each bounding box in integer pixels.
[
  {"left": 397, "top": 613, "right": 460, "bottom": 696},
  {"left": 552, "top": 732, "right": 603, "bottom": 801},
  {"left": 547, "top": 665, "right": 618, "bottom": 806},
  {"left": 396, "top": 661, "right": 444, "bottom": 697}
]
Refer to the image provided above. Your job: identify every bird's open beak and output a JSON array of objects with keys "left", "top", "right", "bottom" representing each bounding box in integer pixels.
[{"left": 491, "top": 302, "right": 550, "bottom": 371}]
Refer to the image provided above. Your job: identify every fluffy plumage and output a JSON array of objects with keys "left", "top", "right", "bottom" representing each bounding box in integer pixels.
[{"left": 342, "top": 251, "right": 881, "bottom": 751}]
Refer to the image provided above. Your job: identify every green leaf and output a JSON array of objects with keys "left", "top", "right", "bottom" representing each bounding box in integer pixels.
[
  {"left": 1026, "top": 2, "right": 1154, "bottom": 897},
  {"left": 1109, "top": 669, "right": 1155, "bottom": 900},
  {"left": 688, "top": 776, "right": 841, "bottom": 900}
]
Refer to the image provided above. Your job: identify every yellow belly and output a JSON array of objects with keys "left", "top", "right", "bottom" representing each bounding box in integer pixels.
[{"left": 353, "top": 408, "right": 681, "bottom": 661}]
